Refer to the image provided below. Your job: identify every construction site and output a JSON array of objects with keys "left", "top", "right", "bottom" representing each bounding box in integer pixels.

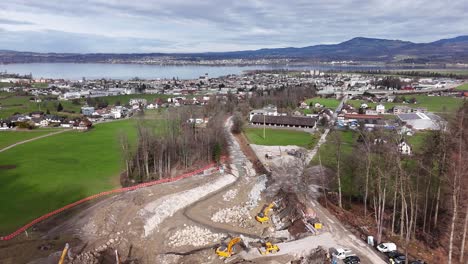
[{"left": 0, "top": 119, "right": 386, "bottom": 264}]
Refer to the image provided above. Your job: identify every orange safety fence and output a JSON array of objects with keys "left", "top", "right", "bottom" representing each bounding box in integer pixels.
[{"left": 0, "top": 158, "right": 227, "bottom": 241}]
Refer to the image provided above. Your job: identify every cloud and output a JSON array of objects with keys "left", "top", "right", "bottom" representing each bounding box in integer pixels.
[
  {"left": 0, "top": 18, "right": 34, "bottom": 25},
  {"left": 0, "top": 0, "right": 466, "bottom": 53}
]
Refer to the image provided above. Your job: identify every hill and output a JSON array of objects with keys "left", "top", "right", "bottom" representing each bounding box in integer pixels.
[{"left": 1, "top": 35, "right": 467, "bottom": 63}]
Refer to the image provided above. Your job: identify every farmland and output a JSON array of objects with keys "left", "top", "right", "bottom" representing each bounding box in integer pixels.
[
  {"left": 0, "top": 93, "right": 170, "bottom": 119},
  {"left": 305, "top": 97, "right": 340, "bottom": 109},
  {"left": 0, "top": 119, "right": 143, "bottom": 233},
  {"left": 455, "top": 83, "right": 468, "bottom": 91},
  {"left": 244, "top": 127, "right": 317, "bottom": 149},
  {"left": 0, "top": 94, "right": 81, "bottom": 119},
  {"left": 308, "top": 95, "right": 464, "bottom": 113},
  {"left": 0, "top": 130, "right": 60, "bottom": 150}
]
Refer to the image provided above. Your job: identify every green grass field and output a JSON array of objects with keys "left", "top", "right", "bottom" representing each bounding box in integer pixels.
[
  {"left": 0, "top": 95, "right": 82, "bottom": 118},
  {"left": 310, "top": 130, "right": 359, "bottom": 198},
  {"left": 455, "top": 83, "right": 468, "bottom": 91},
  {"left": 347, "top": 95, "right": 464, "bottom": 113},
  {"left": 407, "top": 132, "right": 432, "bottom": 154},
  {"left": 244, "top": 127, "right": 317, "bottom": 149},
  {"left": 305, "top": 97, "right": 340, "bottom": 109},
  {"left": 0, "top": 93, "right": 171, "bottom": 119},
  {"left": 0, "top": 130, "right": 60, "bottom": 149},
  {"left": 0, "top": 119, "right": 143, "bottom": 233},
  {"left": 310, "top": 130, "right": 356, "bottom": 167}
]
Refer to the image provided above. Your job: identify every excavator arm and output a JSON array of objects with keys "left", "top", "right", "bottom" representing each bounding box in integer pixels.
[
  {"left": 216, "top": 237, "right": 241, "bottom": 258},
  {"left": 255, "top": 202, "right": 275, "bottom": 223}
]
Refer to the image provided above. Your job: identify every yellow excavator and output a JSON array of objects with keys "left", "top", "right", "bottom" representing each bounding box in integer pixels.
[
  {"left": 255, "top": 202, "right": 276, "bottom": 223},
  {"left": 216, "top": 237, "right": 242, "bottom": 258},
  {"left": 258, "top": 241, "right": 280, "bottom": 255}
]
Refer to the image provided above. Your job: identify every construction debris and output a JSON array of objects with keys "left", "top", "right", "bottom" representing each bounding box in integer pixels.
[
  {"left": 167, "top": 225, "right": 225, "bottom": 248},
  {"left": 223, "top": 189, "right": 239, "bottom": 201},
  {"left": 138, "top": 174, "right": 236, "bottom": 236},
  {"left": 211, "top": 175, "right": 267, "bottom": 228}
]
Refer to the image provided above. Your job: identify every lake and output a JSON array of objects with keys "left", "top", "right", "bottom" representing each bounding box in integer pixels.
[{"left": 0, "top": 63, "right": 392, "bottom": 80}]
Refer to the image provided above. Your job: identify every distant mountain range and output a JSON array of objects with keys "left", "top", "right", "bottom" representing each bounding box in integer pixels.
[{"left": 1, "top": 36, "right": 467, "bottom": 64}]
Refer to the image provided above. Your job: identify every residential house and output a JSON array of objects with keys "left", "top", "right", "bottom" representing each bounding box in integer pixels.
[
  {"left": 376, "top": 104, "right": 385, "bottom": 114},
  {"left": 129, "top": 98, "right": 147, "bottom": 106},
  {"left": 30, "top": 111, "right": 44, "bottom": 118},
  {"left": 81, "top": 106, "right": 95, "bottom": 116},
  {"left": 398, "top": 141, "right": 412, "bottom": 155},
  {"left": 73, "top": 119, "right": 92, "bottom": 131},
  {"left": 393, "top": 105, "right": 412, "bottom": 115}
]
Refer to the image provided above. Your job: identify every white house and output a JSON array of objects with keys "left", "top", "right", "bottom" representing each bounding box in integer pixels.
[
  {"left": 376, "top": 104, "right": 385, "bottom": 114},
  {"left": 398, "top": 141, "right": 412, "bottom": 155},
  {"left": 129, "top": 98, "right": 147, "bottom": 106}
]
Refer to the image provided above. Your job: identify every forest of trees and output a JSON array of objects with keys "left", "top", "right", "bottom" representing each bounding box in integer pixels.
[
  {"left": 248, "top": 83, "right": 317, "bottom": 110},
  {"left": 325, "top": 102, "right": 468, "bottom": 263},
  {"left": 120, "top": 104, "right": 228, "bottom": 185}
]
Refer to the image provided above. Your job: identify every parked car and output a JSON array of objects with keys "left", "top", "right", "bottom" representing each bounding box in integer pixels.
[
  {"left": 332, "top": 248, "right": 355, "bottom": 259},
  {"left": 344, "top": 255, "right": 361, "bottom": 264},
  {"left": 377, "top": 242, "right": 397, "bottom": 253},
  {"left": 386, "top": 251, "right": 401, "bottom": 258},
  {"left": 392, "top": 254, "right": 406, "bottom": 264},
  {"left": 386, "top": 251, "right": 406, "bottom": 264}
]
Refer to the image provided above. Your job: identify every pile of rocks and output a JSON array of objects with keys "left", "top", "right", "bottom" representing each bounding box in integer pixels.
[
  {"left": 139, "top": 174, "right": 236, "bottom": 236},
  {"left": 246, "top": 175, "right": 267, "bottom": 209},
  {"left": 211, "top": 205, "right": 252, "bottom": 228},
  {"left": 167, "top": 225, "right": 225, "bottom": 248},
  {"left": 211, "top": 176, "right": 267, "bottom": 228},
  {"left": 70, "top": 252, "right": 100, "bottom": 264},
  {"left": 222, "top": 189, "right": 238, "bottom": 201},
  {"left": 70, "top": 236, "right": 120, "bottom": 264}
]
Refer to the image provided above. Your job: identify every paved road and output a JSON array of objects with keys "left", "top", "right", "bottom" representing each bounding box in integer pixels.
[{"left": 0, "top": 129, "right": 70, "bottom": 153}]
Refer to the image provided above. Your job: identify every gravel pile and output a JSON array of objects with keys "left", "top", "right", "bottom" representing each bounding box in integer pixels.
[
  {"left": 167, "top": 225, "right": 225, "bottom": 248},
  {"left": 211, "top": 175, "right": 267, "bottom": 228},
  {"left": 70, "top": 251, "right": 100, "bottom": 264},
  {"left": 138, "top": 174, "right": 236, "bottom": 237},
  {"left": 246, "top": 174, "right": 267, "bottom": 209},
  {"left": 222, "top": 189, "right": 238, "bottom": 201}
]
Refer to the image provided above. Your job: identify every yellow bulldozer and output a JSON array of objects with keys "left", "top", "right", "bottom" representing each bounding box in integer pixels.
[
  {"left": 258, "top": 241, "right": 280, "bottom": 255},
  {"left": 255, "top": 202, "right": 276, "bottom": 224},
  {"left": 216, "top": 237, "right": 242, "bottom": 258}
]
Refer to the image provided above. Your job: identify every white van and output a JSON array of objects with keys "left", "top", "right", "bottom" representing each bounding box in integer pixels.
[
  {"left": 377, "top": 242, "right": 397, "bottom": 253},
  {"left": 332, "top": 248, "right": 355, "bottom": 259}
]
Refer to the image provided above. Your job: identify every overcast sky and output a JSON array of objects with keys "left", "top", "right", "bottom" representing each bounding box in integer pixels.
[{"left": 0, "top": 0, "right": 466, "bottom": 53}]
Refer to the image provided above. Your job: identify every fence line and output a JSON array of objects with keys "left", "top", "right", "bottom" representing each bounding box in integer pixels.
[{"left": 0, "top": 160, "right": 225, "bottom": 241}]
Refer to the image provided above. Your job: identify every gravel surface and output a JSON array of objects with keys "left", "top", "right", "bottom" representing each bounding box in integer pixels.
[
  {"left": 167, "top": 225, "right": 225, "bottom": 248},
  {"left": 211, "top": 175, "right": 266, "bottom": 228},
  {"left": 222, "top": 189, "right": 238, "bottom": 201},
  {"left": 138, "top": 173, "right": 236, "bottom": 237}
]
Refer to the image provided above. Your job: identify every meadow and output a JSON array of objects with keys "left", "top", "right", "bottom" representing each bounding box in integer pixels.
[
  {"left": 455, "top": 83, "right": 468, "bottom": 91},
  {"left": 0, "top": 130, "right": 60, "bottom": 149},
  {"left": 307, "top": 95, "right": 464, "bottom": 113},
  {"left": 0, "top": 119, "right": 142, "bottom": 233},
  {"left": 305, "top": 97, "right": 341, "bottom": 109},
  {"left": 0, "top": 93, "right": 170, "bottom": 119},
  {"left": 244, "top": 127, "right": 317, "bottom": 149}
]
